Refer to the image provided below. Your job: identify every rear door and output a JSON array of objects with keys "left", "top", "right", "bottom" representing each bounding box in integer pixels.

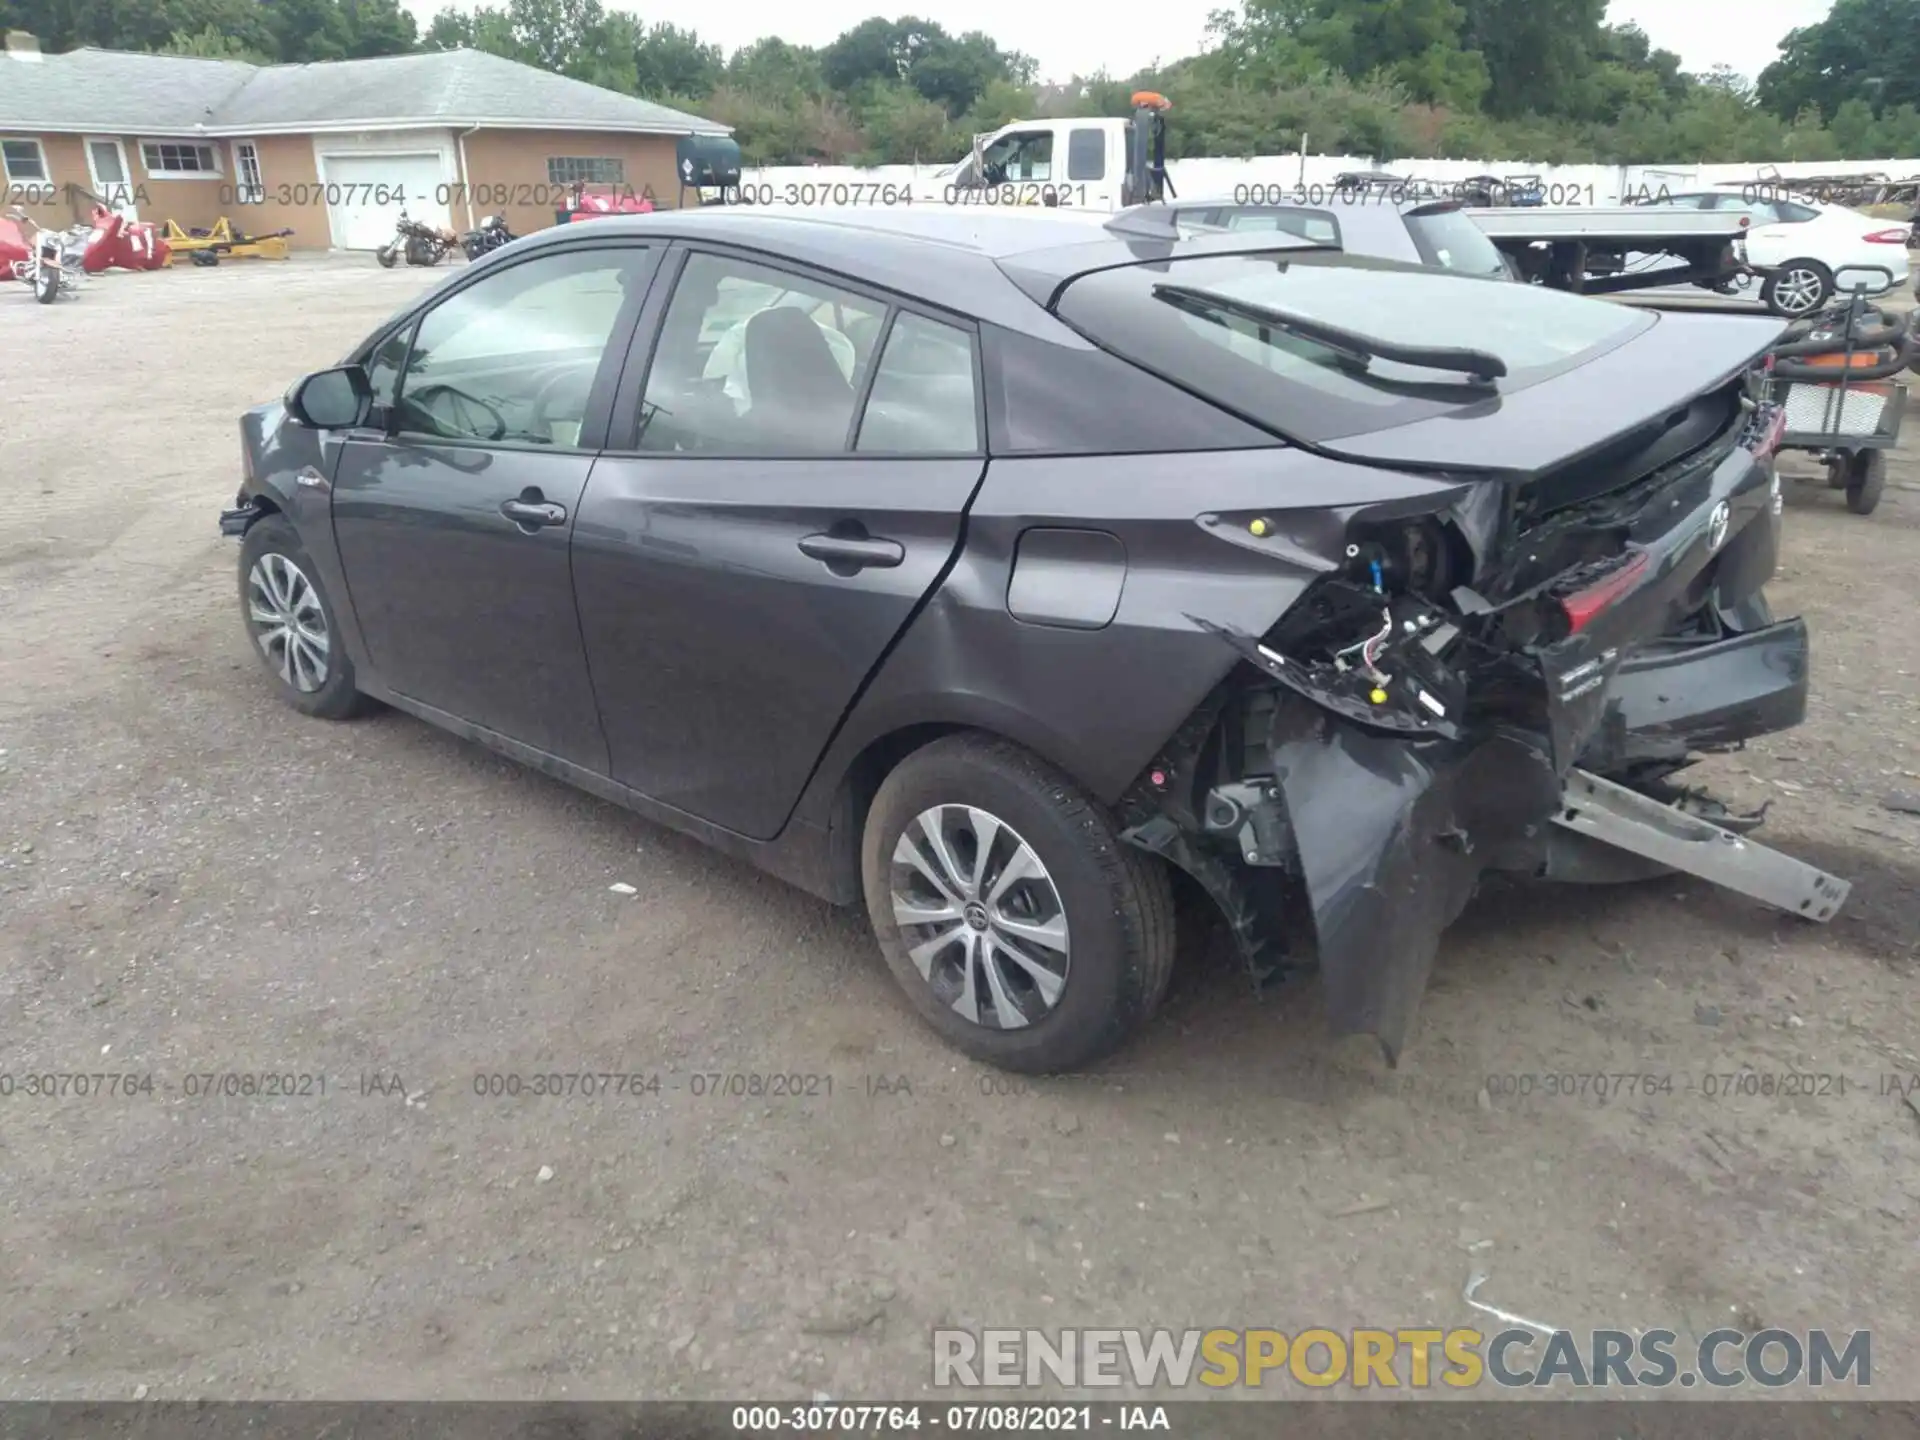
[
  {"left": 329, "top": 241, "right": 660, "bottom": 769},
  {"left": 575, "top": 245, "right": 988, "bottom": 839}
]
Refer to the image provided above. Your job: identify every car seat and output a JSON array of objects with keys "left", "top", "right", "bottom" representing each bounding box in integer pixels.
[{"left": 742, "top": 306, "right": 854, "bottom": 450}]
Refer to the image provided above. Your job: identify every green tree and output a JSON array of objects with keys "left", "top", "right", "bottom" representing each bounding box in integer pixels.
[
  {"left": 1461, "top": 0, "right": 1605, "bottom": 118},
  {"left": 633, "top": 23, "right": 722, "bottom": 98},
  {"left": 725, "top": 37, "right": 825, "bottom": 95},
  {"left": 161, "top": 25, "right": 274, "bottom": 61},
  {"left": 858, "top": 80, "right": 954, "bottom": 162},
  {"left": 256, "top": 0, "right": 353, "bottom": 60},
  {"left": 338, "top": 0, "right": 416, "bottom": 57},
  {"left": 1758, "top": 0, "right": 1920, "bottom": 119}
]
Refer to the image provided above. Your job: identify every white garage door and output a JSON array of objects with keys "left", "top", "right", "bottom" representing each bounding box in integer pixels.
[{"left": 320, "top": 152, "right": 450, "bottom": 250}]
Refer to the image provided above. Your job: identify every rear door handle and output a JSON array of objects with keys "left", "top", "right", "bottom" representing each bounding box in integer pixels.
[
  {"left": 500, "top": 498, "right": 567, "bottom": 529},
  {"left": 797, "top": 533, "right": 905, "bottom": 571}
]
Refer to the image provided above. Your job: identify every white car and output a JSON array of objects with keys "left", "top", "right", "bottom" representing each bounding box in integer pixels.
[{"left": 1643, "top": 184, "right": 1912, "bottom": 316}]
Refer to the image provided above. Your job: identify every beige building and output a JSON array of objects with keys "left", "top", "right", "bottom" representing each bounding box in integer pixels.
[{"left": 0, "top": 31, "right": 729, "bottom": 249}]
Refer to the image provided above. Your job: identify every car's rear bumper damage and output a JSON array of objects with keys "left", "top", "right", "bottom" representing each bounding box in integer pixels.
[{"left": 1122, "top": 388, "right": 1853, "bottom": 1062}]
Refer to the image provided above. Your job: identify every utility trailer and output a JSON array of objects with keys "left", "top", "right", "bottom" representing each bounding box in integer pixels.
[{"left": 1469, "top": 206, "right": 1755, "bottom": 296}]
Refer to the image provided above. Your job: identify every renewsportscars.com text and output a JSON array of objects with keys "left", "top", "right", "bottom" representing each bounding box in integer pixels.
[{"left": 933, "top": 1327, "right": 1871, "bottom": 1391}]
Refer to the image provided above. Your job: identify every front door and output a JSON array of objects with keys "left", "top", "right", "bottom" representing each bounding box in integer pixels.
[
  {"left": 84, "top": 138, "right": 137, "bottom": 219},
  {"left": 329, "top": 241, "right": 660, "bottom": 769},
  {"left": 573, "top": 247, "right": 988, "bottom": 839}
]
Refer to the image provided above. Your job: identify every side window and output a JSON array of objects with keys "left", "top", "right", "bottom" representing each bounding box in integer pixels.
[
  {"left": 1776, "top": 201, "right": 1820, "bottom": 223},
  {"left": 638, "top": 251, "right": 885, "bottom": 455},
  {"left": 856, "top": 313, "right": 980, "bottom": 454},
  {"left": 982, "top": 130, "right": 1053, "bottom": 184},
  {"left": 1066, "top": 128, "right": 1105, "bottom": 183},
  {"left": 393, "top": 247, "right": 645, "bottom": 447}
]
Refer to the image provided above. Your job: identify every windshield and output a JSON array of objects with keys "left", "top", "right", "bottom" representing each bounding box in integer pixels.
[
  {"left": 1054, "top": 252, "right": 1652, "bottom": 443},
  {"left": 1404, "top": 206, "right": 1509, "bottom": 277}
]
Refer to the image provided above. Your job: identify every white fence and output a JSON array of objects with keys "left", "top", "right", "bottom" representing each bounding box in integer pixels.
[{"left": 742, "top": 155, "right": 1920, "bottom": 206}]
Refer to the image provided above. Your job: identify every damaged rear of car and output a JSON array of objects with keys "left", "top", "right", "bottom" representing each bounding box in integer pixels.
[{"left": 1050, "top": 250, "right": 1848, "bottom": 1062}]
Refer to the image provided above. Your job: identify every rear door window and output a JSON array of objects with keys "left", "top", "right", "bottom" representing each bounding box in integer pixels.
[
  {"left": 855, "top": 313, "right": 980, "bottom": 454},
  {"left": 636, "top": 250, "right": 885, "bottom": 454}
]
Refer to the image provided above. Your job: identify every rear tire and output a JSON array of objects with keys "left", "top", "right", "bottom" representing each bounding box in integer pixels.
[
  {"left": 1763, "top": 260, "right": 1833, "bottom": 318},
  {"left": 861, "top": 734, "right": 1176, "bottom": 1074},
  {"left": 1846, "top": 449, "right": 1886, "bottom": 515},
  {"left": 238, "top": 516, "right": 372, "bottom": 720}
]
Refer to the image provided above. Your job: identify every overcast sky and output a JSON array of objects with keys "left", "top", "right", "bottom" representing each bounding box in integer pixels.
[{"left": 400, "top": 0, "right": 1837, "bottom": 89}]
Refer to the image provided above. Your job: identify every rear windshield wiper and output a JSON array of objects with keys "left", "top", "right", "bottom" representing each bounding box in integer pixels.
[{"left": 1152, "top": 282, "right": 1510, "bottom": 384}]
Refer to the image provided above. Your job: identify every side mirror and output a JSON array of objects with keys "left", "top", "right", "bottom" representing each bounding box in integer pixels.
[{"left": 286, "top": 365, "right": 372, "bottom": 430}]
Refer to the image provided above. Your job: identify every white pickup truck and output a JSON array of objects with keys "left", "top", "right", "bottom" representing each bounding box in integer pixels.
[{"left": 918, "top": 115, "right": 1141, "bottom": 210}]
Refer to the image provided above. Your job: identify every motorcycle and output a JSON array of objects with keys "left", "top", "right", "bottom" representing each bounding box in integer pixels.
[
  {"left": 1, "top": 205, "right": 115, "bottom": 303},
  {"left": 376, "top": 206, "right": 458, "bottom": 268},
  {"left": 460, "top": 212, "right": 515, "bottom": 260}
]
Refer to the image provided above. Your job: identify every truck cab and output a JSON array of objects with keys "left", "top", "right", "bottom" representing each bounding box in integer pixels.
[{"left": 929, "top": 100, "right": 1171, "bottom": 212}]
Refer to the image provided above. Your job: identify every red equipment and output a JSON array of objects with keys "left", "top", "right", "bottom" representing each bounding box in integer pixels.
[
  {"left": 85, "top": 205, "right": 170, "bottom": 271},
  {"left": 563, "top": 185, "right": 656, "bottom": 223},
  {"left": 0, "top": 214, "right": 28, "bottom": 274}
]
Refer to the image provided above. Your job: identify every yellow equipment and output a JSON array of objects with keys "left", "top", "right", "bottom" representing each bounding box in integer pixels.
[{"left": 161, "top": 216, "right": 292, "bottom": 265}]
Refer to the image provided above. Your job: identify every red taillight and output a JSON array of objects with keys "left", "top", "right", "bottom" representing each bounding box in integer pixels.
[
  {"left": 1865, "top": 228, "right": 1911, "bottom": 243},
  {"left": 1561, "top": 552, "right": 1650, "bottom": 634}
]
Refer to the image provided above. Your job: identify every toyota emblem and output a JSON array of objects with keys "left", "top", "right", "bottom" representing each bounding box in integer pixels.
[{"left": 1707, "top": 500, "right": 1731, "bottom": 553}]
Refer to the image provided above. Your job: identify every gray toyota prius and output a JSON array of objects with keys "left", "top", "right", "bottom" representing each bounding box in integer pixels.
[{"left": 223, "top": 206, "right": 1820, "bottom": 1073}]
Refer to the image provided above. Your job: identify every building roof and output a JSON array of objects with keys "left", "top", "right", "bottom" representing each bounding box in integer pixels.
[{"left": 0, "top": 44, "right": 729, "bottom": 137}]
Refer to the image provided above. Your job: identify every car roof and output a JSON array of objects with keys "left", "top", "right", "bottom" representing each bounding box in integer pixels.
[
  {"left": 1173, "top": 193, "right": 1438, "bottom": 217},
  {"left": 509, "top": 206, "right": 1329, "bottom": 335}
]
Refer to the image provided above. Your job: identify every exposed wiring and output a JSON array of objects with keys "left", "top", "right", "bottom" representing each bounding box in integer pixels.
[{"left": 1334, "top": 608, "right": 1395, "bottom": 683}]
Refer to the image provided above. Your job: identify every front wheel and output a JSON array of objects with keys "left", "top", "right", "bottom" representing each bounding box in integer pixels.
[
  {"left": 376, "top": 244, "right": 398, "bottom": 269},
  {"left": 33, "top": 265, "right": 58, "bottom": 303},
  {"left": 862, "top": 734, "right": 1176, "bottom": 1074},
  {"left": 237, "top": 516, "right": 372, "bottom": 719}
]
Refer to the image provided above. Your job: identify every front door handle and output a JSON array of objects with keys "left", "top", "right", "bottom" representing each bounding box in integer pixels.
[
  {"left": 500, "top": 498, "right": 567, "bottom": 529},
  {"left": 797, "top": 532, "right": 905, "bottom": 571}
]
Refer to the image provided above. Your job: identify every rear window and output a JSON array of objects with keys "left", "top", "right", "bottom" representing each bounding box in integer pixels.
[
  {"left": 1403, "top": 205, "right": 1509, "bottom": 277},
  {"left": 1054, "top": 252, "right": 1653, "bottom": 444},
  {"left": 1176, "top": 207, "right": 1340, "bottom": 245}
]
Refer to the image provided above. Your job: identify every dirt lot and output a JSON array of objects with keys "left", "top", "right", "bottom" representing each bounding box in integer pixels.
[{"left": 0, "top": 257, "right": 1916, "bottom": 1403}]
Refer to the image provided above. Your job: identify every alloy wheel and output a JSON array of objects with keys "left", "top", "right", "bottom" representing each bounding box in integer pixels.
[
  {"left": 247, "top": 552, "right": 330, "bottom": 693},
  {"left": 889, "top": 804, "right": 1071, "bottom": 1030},
  {"left": 1773, "top": 267, "right": 1826, "bottom": 315}
]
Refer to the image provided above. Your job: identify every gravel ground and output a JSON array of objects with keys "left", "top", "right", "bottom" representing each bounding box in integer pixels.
[{"left": 0, "top": 256, "right": 1916, "bottom": 1404}]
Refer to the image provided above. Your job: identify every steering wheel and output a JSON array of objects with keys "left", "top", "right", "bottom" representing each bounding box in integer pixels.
[
  {"left": 408, "top": 383, "right": 507, "bottom": 442},
  {"left": 529, "top": 366, "right": 591, "bottom": 442}
]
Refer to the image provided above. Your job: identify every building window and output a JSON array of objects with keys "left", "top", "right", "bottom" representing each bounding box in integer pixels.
[
  {"left": 234, "top": 141, "right": 264, "bottom": 202},
  {"left": 140, "top": 141, "right": 221, "bottom": 177},
  {"left": 547, "top": 156, "right": 625, "bottom": 187},
  {"left": 1, "top": 137, "right": 49, "bottom": 181}
]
